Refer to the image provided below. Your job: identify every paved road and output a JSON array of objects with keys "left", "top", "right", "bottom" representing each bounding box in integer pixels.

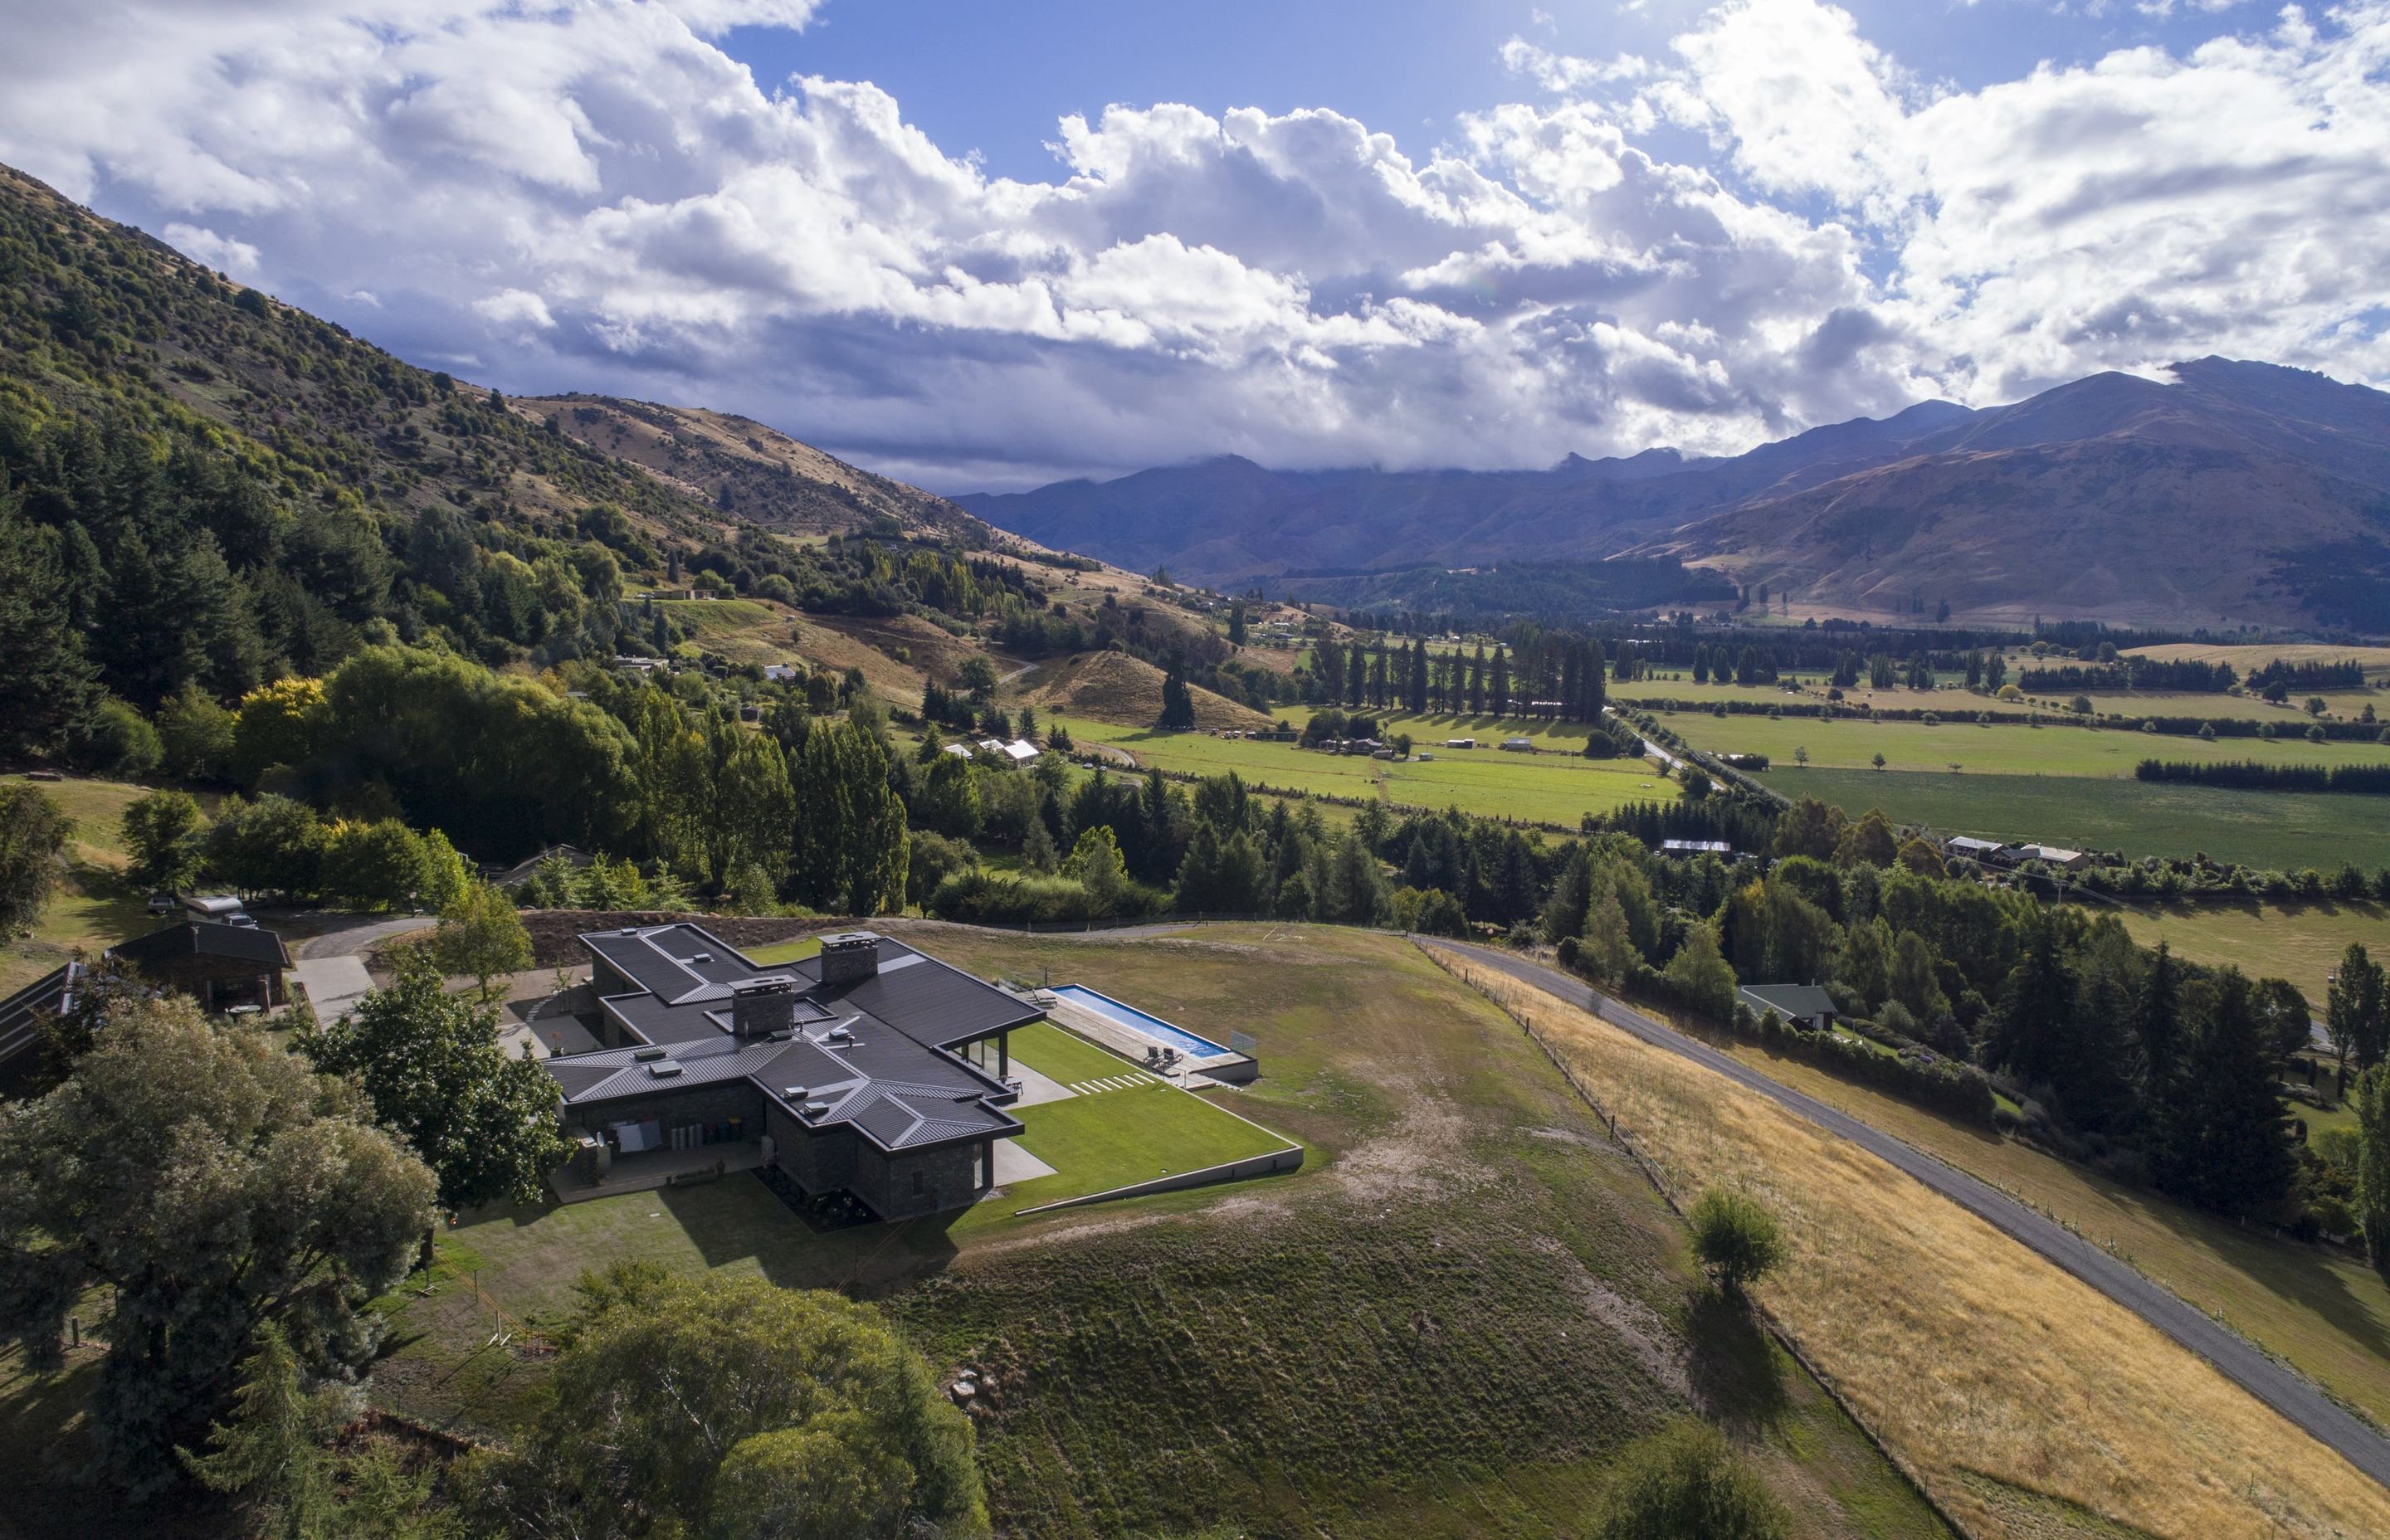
[{"left": 1428, "top": 938, "right": 2390, "bottom": 1493}]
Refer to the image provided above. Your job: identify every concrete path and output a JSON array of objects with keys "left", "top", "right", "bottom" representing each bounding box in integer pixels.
[
  {"left": 289, "top": 955, "right": 373, "bottom": 1023},
  {"left": 1428, "top": 937, "right": 2390, "bottom": 1494},
  {"left": 1008, "top": 1061, "right": 1076, "bottom": 1107},
  {"left": 993, "top": 1138, "right": 1056, "bottom": 1184}
]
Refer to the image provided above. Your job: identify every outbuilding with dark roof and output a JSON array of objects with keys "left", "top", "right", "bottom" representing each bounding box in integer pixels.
[{"left": 110, "top": 920, "right": 290, "bottom": 1011}]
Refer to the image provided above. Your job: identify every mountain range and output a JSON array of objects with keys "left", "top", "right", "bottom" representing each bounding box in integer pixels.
[{"left": 960, "top": 361, "right": 2390, "bottom": 631}]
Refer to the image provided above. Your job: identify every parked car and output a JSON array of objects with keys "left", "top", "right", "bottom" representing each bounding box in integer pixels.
[
  {"left": 147, "top": 893, "right": 177, "bottom": 915},
  {"left": 224, "top": 914, "right": 260, "bottom": 928}
]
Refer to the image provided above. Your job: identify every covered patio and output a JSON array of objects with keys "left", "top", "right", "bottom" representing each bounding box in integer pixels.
[{"left": 549, "top": 1138, "right": 768, "bottom": 1205}]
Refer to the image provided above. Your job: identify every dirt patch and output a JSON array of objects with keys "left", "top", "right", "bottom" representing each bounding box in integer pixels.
[{"left": 1533, "top": 1235, "right": 1695, "bottom": 1406}]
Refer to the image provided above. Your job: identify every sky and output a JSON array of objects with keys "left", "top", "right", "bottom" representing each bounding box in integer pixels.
[{"left": 2, "top": 0, "right": 2387, "bottom": 493}]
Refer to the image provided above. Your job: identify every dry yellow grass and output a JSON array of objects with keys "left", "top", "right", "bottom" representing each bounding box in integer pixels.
[
  {"left": 1468, "top": 966, "right": 2390, "bottom": 1540},
  {"left": 1017, "top": 650, "right": 1272, "bottom": 731}
]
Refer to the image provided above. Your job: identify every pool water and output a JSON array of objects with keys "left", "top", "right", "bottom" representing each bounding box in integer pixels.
[{"left": 1051, "top": 984, "right": 1230, "bottom": 1058}]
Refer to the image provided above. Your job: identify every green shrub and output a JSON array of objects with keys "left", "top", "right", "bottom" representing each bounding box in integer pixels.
[
  {"left": 1688, "top": 1188, "right": 1784, "bottom": 1293},
  {"left": 1591, "top": 1419, "right": 1788, "bottom": 1540}
]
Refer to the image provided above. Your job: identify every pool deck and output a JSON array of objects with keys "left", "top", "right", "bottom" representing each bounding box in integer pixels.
[{"left": 1038, "top": 989, "right": 1257, "bottom": 1084}]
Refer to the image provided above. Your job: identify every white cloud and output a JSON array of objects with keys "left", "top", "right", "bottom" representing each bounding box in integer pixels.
[
  {"left": 160, "top": 222, "right": 258, "bottom": 275},
  {"left": 0, "top": 0, "right": 2383, "bottom": 488},
  {"left": 473, "top": 288, "right": 557, "bottom": 330}
]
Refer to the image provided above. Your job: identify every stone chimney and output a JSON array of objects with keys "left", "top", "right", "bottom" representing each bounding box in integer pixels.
[
  {"left": 819, "top": 933, "right": 881, "bottom": 987},
  {"left": 730, "top": 975, "right": 798, "bottom": 1038}
]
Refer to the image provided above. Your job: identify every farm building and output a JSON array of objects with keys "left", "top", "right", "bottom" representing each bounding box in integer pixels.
[
  {"left": 2007, "top": 843, "right": 2090, "bottom": 871},
  {"left": 110, "top": 920, "right": 291, "bottom": 1012},
  {"left": 1944, "top": 836, "right": 2004, "bottom": 861},
  {"left": 1500, "top": 737, "right": 1535, "bottom": 752},
  {"left": 1738, "top": 983, "right": 1838, "bottom": 1031},
  {"left": 550, "top": 926, "right": 1038, "bottom": 1221},
  {"left": 1661, "top": 839, "right": 1733, "bottom": 855}
]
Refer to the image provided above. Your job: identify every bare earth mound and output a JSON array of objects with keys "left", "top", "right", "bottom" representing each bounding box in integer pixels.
[{"left": 1020, "top": 651, "right": 1273, "bottom": 731}]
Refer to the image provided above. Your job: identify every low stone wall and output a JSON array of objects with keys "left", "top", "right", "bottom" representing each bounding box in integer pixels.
[{"left": 1013, "top": 1143, "right": 1304, "bottom": 1216}]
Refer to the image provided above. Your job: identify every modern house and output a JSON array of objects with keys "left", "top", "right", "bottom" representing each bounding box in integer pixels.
[
  {"left": 1944, "top": 836, "right": 2004, "bottom": 862},
  {"left": 1738, "top": 983, "right": 1838, "bottom": 1031},
  {"left": 1661, "top": 839, "right": 1733, "bottom": 855},
  {"left": 111, "top": 920, "right": 290, "bottom": 1011},
  {"left": 547, "top": 926, "right": 1039, "bottom": 1220}
]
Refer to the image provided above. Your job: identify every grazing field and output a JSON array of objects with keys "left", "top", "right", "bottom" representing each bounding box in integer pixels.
[
  {"left": 377, "top": 924, "right": 1939, "bottom": 1539},
  {"left": 1664, "top": 707, "right": 2390, "bottom": 777},
  {"left": 2119, "top": 899, "right": 2390, "bottom": 1009},
  {"left": 0, "top": 773, "right": 199, "bottom": 997},
  {"left": 1773, "top": 767, "right": 2386, "bottom": 869},
  {"left": 1056, "top": 716, "right": 1676, "bottom": 826},
  {"left": 1467, "top": 963, "right": 2390, "bottom": 1540},
  {"left": 2127, "top": 642, "right": 2390, "bottom": 674},
  {"left": 2062, "top": 689, "right": 2383, "bottom": 724},
  {"left": 1641, "top": 996, "right": 2390, "bottom": 1437}
]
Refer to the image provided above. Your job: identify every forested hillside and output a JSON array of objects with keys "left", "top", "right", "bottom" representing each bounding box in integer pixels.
[{"left": 0, "top": 163, "right": 1161, "bottom": 759}]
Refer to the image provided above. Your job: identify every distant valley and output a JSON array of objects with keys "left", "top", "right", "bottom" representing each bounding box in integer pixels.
[{"left": 963, "top": 360, "right": 2390, "bottom": 631}]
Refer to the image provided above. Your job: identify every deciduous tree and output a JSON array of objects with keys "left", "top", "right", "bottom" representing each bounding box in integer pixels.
[
  {"left": 0, "top": 998, "right": 433, "bottom": 1492},
  {"left": 302, "top": 952, "right": 567, "bottom": 1217}
]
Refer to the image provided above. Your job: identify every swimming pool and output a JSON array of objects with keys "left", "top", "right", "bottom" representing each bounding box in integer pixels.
[{"left": 1051, "top": 984, "right": 1231, "bottom": 1059}]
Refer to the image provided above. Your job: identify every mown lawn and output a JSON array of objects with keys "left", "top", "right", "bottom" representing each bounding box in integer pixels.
[
  {"left": 1006, "top": 1018, "right": 1136, "bottom": 1084},
  {"left": 968, "top": 1081, "right": 1294, "bottom": 1223},
  {"left": 1771, "top": 767, "right": 2387, "bottom": 870}
]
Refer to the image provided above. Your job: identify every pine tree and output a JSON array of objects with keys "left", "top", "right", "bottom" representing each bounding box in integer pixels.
[
  {"left": 1490, "top": 646, "right": 1510, "bottom": 717},
  {"left": 2133, "top": 942, "right": 2183, "bottom": 1113},
  {"left": 2358, "top": 1065, "right": 2390, "bottom": 1276},
  {"left": 1985, "top": 919, "right": 2073, "bottom": 1087},
  {"left": 2158, "top": 969, "right": 2295, "bottom": 1216},
  {"left": 1158, "top": 657, "right": 1196, "bottom": 729}
]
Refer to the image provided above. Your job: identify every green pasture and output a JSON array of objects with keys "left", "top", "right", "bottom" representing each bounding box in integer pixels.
[
  {"left": 2118, "top": 899, "right": 2390, "bottom": 1009},
  {"left": 1663, "top": 709, "right": 2390, "bottom": 777},
  {"left": 1056, "top": 714, "right": 1676, "bottom": 826},
  {"left": 1775, "top": 768, "right": 2386, "bottom": 870}
]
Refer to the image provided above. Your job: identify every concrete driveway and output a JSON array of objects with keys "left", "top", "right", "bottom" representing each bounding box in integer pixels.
[{"left": 289, "top": 915, "right": 435, "bottom": 1023}]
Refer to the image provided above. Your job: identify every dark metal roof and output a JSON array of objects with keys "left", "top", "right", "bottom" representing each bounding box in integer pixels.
[
  {"left": 0, "top": 962, "right": 76, "bottom": 1072},
  {"left": 1739, "top": 983, "right": 1838, "bottom": 1021},
  {"left": 553, "top": 925, "right": 1029, "bottom": 1152},
  {"left": 110, "top": 921, "right": 290, "bottom": 969}
]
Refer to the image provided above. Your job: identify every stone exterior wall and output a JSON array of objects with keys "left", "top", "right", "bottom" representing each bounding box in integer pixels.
[
  {"left": 760, "top": 1098, "right": 989, "bottom": 1220},
  {"left": 852, "top": 1139, "right": 989, "bottom": 1221}
]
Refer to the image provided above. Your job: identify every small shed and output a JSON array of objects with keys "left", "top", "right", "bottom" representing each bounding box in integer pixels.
[
  {"left": 111, "top": 921, "right": 291, "bottom": 1012},
  {"left": 1737, "top": 983, "right": 1838, "bottom": 1031},
  {"left": 1500, "top": 737, "right": 1534, "bottom": 752}
]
